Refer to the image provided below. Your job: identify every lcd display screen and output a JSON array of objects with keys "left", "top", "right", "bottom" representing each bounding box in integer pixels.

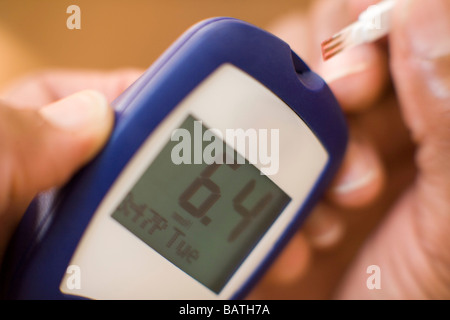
[{"left": 111, "top": 115, "right": 291, "bottom": 293}]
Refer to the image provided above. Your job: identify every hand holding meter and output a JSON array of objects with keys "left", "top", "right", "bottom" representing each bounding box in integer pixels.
[{"left": 0, "top": 17, "right": 347, "bottom": 299}]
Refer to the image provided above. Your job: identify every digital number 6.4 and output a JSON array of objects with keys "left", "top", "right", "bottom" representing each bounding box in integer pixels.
[{"left": 178, "top": 159, "right": 273, "bottom": 242}]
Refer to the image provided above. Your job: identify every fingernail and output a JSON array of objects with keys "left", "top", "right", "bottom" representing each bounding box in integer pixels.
[
  {"left": 402, "top": 0, "right": 450, "bottom": 60},
  {"left": 319, "top": 46, "right": 370, "bottom": 84},
  {"left": 332, "top": 142, "right": 377, "bottom": 195},
  {"left": 334, "top": 168, "right": 376, "bottom": 195},
  {"left": 40, "top": 90, "right": 109, "bottom": 132},
  {"left": 304, "top": 208, "right": 344, "bottom": 249}
]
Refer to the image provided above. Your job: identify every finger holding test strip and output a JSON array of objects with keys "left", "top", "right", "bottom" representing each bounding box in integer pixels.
[
  {"left": 256, "top": 0, "right": 450, "bottom": 300},
  {"left": 321, "top": 0, "right": 396, "bottom": 60}
]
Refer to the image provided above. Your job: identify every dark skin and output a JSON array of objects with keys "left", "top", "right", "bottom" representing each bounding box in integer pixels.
[
  {"left": 0, "top": 69, "right": 139, "bottom": 264},
  {"left": 249, "top": 0, "right": 450, "bottom": 299}
]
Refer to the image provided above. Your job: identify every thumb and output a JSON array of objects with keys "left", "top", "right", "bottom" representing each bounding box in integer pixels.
[
  {"left": 390, "top": 0, "right": 450, "bottom": 225},
  {"left": 0, "top": 90, "right": 113, "bottom": 248},
  {"left": 335, "top": 0, "right": 450, "bottom": 299},
  {"left": 391, "top": 0, "right": 450, "bottom": 142}
]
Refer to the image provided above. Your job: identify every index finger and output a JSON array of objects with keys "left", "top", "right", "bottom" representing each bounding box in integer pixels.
[
  {"left": 0, "top": 68, "right": 143, "bottom": 109},
  {"left": 311, "top": 0, "right": 391, "bottom": 112}
]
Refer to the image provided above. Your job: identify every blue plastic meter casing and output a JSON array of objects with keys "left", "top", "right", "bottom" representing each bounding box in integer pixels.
[{"left": 0, "top": 17, "right": 347, "bottom": 299}]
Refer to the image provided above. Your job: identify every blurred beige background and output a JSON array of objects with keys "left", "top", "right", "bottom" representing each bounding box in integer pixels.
[{"left": 0, "top": 0, "right": 313, "bottom": 89}]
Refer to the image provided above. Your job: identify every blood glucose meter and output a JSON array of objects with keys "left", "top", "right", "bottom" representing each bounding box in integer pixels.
[{"left": 0, "top": 17, "right": 347, "bottom": 299}]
